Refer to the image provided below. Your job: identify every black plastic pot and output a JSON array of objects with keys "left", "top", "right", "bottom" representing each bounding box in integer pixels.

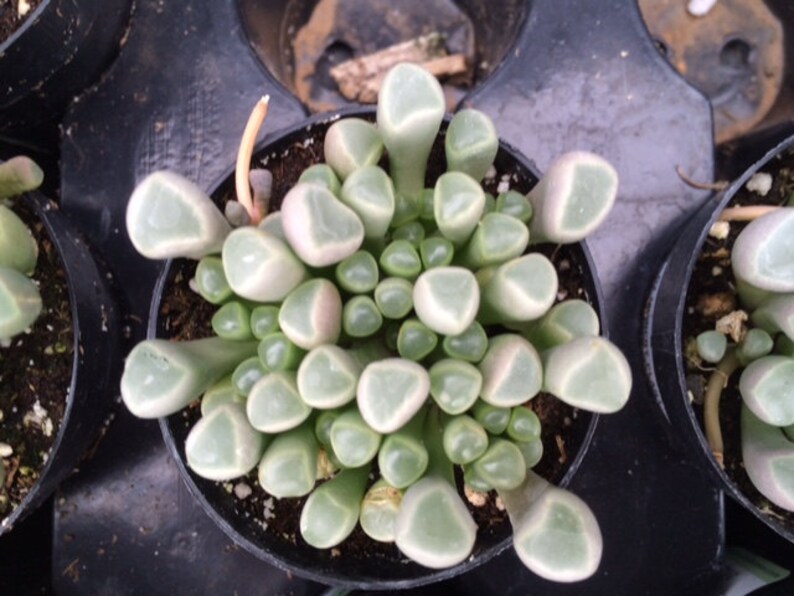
[
  {"left": 645, "top": 134, "right": 794, "bottom": 545},
  {"left": 0, "top": 189, "right": 122, "bottom": 535},
  {"left": 0, "top": 0, "right": 131, "bottom": 149},
  {"left": 153, "top": 108, "right": 605, "bottom": 589}
]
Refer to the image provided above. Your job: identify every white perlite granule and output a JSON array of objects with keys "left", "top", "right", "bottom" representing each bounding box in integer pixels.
[{"left": 746, "top": 172, "right": 773, "bottom": 197}]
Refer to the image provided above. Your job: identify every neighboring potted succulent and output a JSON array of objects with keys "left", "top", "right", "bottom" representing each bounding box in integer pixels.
[
  {"left": 646, "top": 135, "right": 794, "bottom": 543},
  {"left": 120, "top": 63, "right": 632, "bottom": 586},
  {"left": 0, "top": 156, "right": 121, "bottom": 534}
]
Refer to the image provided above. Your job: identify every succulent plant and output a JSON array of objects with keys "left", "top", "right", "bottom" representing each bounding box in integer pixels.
[
  {"left": 121, "top": 63, "right": 631, "bottom": 582},
  {"left": 695, "top": 207, "right": 794, "bottom": 512},
  {"left": 0, "top": 157, "right": 44, "bottom": 344}
]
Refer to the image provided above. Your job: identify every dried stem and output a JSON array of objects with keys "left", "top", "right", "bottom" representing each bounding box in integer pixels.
[
  {"left": 236, "top": 96, "right": 270, "bottom": 225},
  {"left": 675, "top": 165, "right": 728, "bottom": 191},
  {"left": 718, "top": 205, "right": 780, "bottom": 222},
  {"left": 703, "top": 348, "right": 739, "bottom": 467}
]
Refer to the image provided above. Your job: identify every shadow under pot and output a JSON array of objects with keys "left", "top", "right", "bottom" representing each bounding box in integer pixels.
[
  {"left": 646, "top": 134, "right": 794, "bottom": 544},
  {"left": 138, "top": 105, "right": 624, "bottom": 588},
  {"left": 0, "top": 189, "right": 122, "bottom": 534}
]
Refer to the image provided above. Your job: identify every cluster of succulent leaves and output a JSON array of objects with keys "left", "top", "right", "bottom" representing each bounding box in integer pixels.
[
  {"left": 0, "top": 156, "right": 45, "bottom": 493},
  {"left": 696, "top": 206, "right": 794, "bottom": 513},
  {"left": 0, "top": 156, "right": 44, "bottom": 345},
  {"left": 121, "top": 64, "right": 631, "bottom": 582}
]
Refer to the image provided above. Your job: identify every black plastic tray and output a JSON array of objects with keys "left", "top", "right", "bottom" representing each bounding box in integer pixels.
[{"left": 3, "top": 0, "right": 794, "bottom": 593}]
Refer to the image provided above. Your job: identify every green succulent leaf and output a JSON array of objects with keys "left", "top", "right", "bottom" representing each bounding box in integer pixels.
[
  {"left": 752, "top": 293, "right": 794, "bottom": 342},
  {"left": 445, "top": 109, "right": 499, "bottom": 182},
  {"left": 741, "top": 405, "right": 794, "bottom": 511},
  {"left": 433, "top": 171, "right": 486, "bottom": 245},
  {"left": 479, "top": 254, "right": 558, "bottom": 324},
  {"left": 378, "top": 408, "right": 429, "bottom": 489},
  {"left": 257, "top": 211, "right": 287, "bottom": 241},
  {"left": 397, "top": 318, "right": 438, "bottom": 362},
  {"left": 392, "top": 221, "right": 426, "bottom": 247},
  {"left": 199, "top": 376, "right": 244, "bottom": 417},
  {"left": 357, "top": 358, "right": 430, "bottom": 434},
  {"left": 257, "top": 331, "right": 306, "bottom": 371},
  {"left": 428, "top": 358, "right": 482, "bottom": 414},
  {"left": 0, "top": 205, "right": 38, "bottom": 275},
  {"left": 442, "top": 414, "right": 489, "bottom": 465},
  {"left": 247, "top": 371, "right": 312, "bottom": 433},
  {"left": 459, "top": 212, "right": 529, "bottom": 269},
  {"left": 516, "top": 299, "right": 600, "bottom": 352},
  {"left": 258, "top": 422, "right": 319, "bottom": 498},
  {"left": 393, "top": 476, "right": 477, "bottom": 569},
  {"left": 194, "top": 256, "right": 233, "bottom": 305},
  {"left": 0, "top": 266, "right": 42, "bottom": 340},
  {"left": 501, "top": 471, "right": 603, "bottom": 583},
  {"left": 507, "top": 406, "right": 542, "bottom": 443},
  {"left": 739, "top": 355, "right": 794, "bottom": 426},
  {"left": 330, "top": 407, "right": 383, "bottom": 468},
  {"left": 379, "top": 239, "right": 422, "bottom": 280},
  {"left": 297, "top": 164, "right": 342, "bottom": 195},
  {"left": 479, "top": 334, "right": 542, "bottom": 407},
  {"left": 542, "top": 336, "right": 632, "bottom": 414},
  {"left": 339, "top": 165, "right": 395, "bottom": 239},
  {"left": 413, "top": 266, "right": 480, "bottom": 336},
  {"left": 126, "top": 170, "right": 231, "bottom": 259},
  {"left": 732, "top": 208, "right": 794, "bottom": 292},
  {"left": 0, "top": 156, "right": 44, "bottom": 199},
  {"left": 516, "top": 438, "right": 544, "bottom": 469},
  {"left": 377, "top": 63, "right": 445, "bottom": 200},
  {"left": 298, "top": 344, "right": 361, "bottom": 409},
  {"left": 335, "top": 250, "right": 379, "bottom": 294},
  {"left": 527, "top": 151, "right": 618, "bottom": 244},
  {"left": 374, "top": 277, "right": 414, "bottom": 320},
  {"left": 221, "top": 227, "right": 307, "bottom": 302},
  {"left": 279, "top": 279, "right": 343, "bottom": 350},
  {"left": 695, "top": 330, "right": 728, "bottom": 364},
  {"left": 360, "top": 479, "right": 403, "bottom": 543},
  {"left": 471, "top": 400, "right": 511, "bottom": 435},
  {"left": 300, "top": 464, "right": 371, "bottom": 549},
  {"left": 323, "top": 118, "right": 384, "bottom": 181},
  {"left": 231, "top": 356, "right": 269, "bottom": 396},
  {"left": 120, "top": 338, "right": 257, "bottom": 418},
  {"left": 419, "top": 236, "right": 455, "bottom": 269},
  {"left": 281, "top": 182, "right": 365, "bottom": 267},
  {"left": 250, "top": 305, "right": 280, "bottom": 340},
  {"left": 185, "top": 403, "right": 266, "bottom": 481},
  {"left": 442, "top": 321, "right": 488, "bottom": 363},
  {"left": 496, "top": 190, "right": 533, "bottom": 223},
  {"left": 737, "top": 328, "right": 774, "bottom": 366},
  {"left": 212, "top": 301, "right": 253, "bottom": 341},
  {"left": 471, "top": 437, "right": 526, "bottom": 490}
]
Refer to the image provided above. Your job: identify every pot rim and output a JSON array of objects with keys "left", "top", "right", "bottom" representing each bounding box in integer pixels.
[
  {"left": 154, "top": 106, "right": 604, "bottom": 588},
  {"left": 645, "top": 133, "right": 794, "bottom": 544}
]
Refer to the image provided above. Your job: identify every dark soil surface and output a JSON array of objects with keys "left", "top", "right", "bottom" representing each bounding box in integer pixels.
[
  {"left": 683, "top": 145, "right": 794, "bottom": 532},
  {"left": 0, "top": 0, "right": 44, "bottom": 44},
  {"left": 157, "top": 116, "right": 596, "bottom": 573},
  {"left": 0, "top": 197, "right": 73, "bottom": 523}
]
